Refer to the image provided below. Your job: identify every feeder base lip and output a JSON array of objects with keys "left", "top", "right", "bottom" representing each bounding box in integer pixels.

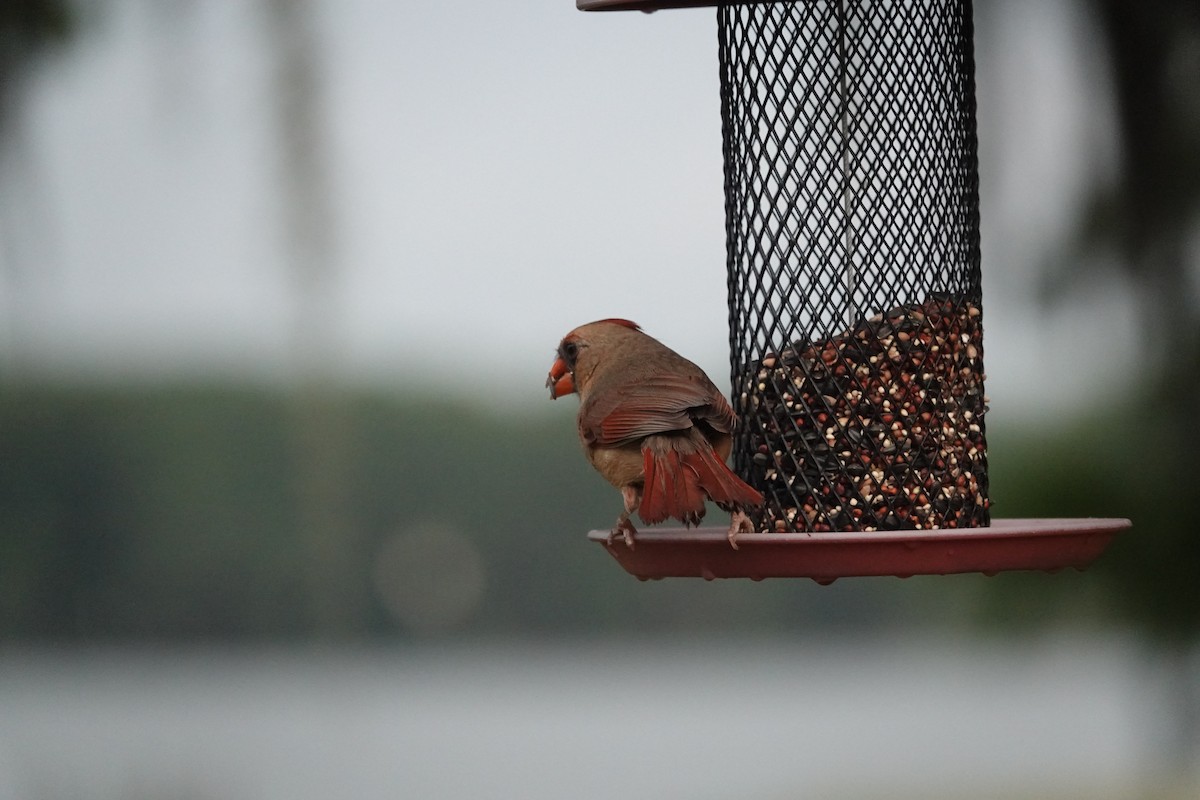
[{"left": 586, "top": 518, "right": 1132, "bottom": 581}]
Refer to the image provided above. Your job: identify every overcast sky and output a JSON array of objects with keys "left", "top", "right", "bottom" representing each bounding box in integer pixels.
[{"left": 0, "top": 0, "right": 1140, "bottom": 419}]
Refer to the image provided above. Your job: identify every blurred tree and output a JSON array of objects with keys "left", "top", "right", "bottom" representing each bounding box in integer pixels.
[
  {"left": 0, "top": 0, "right": 74, "bottom": 378},
  {"left": 1052, "top": 0, "right": 1200, "bottom": 639},
  {"left": 1045, "top": 0, "right": 1200, "bottom": 782},
  {"left": 0, "top": 0, "right": 72, "bottom": 130},
  {"left": 263, "top": 0, "right": 365, "bottom": 637}
]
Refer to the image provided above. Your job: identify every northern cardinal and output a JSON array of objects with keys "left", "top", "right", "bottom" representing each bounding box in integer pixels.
[{"left": 546, "top": 318, "right": 763, "bottom": 548}]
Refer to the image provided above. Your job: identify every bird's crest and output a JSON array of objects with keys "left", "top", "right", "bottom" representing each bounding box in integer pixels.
[{"left": 596, "top": 318, "right": 641, "bottom": 331}]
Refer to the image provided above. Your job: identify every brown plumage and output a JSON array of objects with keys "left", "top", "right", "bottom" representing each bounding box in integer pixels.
[{"left": 546, "top": 319, "right": 762, "bottom": 548}]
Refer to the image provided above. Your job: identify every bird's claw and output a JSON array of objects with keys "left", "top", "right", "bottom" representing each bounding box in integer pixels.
[
  {"left": 607, "top": 517, "right": 638, "bottom": 549},
  {"left": 727, "top": 509, "right": 754, "bottom": 550}
]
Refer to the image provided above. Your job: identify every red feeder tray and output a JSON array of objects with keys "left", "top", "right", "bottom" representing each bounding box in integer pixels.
[{"left": 588, "top": 518, "right": 1131, "bottom": 582}]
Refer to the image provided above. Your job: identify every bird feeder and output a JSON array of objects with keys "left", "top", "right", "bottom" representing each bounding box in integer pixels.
[{"left": 578, "top": 0, "right": 1130, "bottom": 580}]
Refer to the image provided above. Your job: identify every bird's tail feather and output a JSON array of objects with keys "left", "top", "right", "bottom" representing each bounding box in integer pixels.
[
  {"left": 639, "top": 447, "right": 706, "bottom": 526},
  {"left": 638, "top": 437, "right": 762, "bottom": 527},
  {"left": 684, "top": 444, "right": 764, "bottom": 514}
]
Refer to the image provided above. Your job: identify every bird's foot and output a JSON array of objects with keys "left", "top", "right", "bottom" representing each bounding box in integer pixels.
[
  {"left": 727, "top": 510, "right": 754, "bottom": 550},
  {"left": 606, "top": 516, "right": 638, "bottom": 549}
]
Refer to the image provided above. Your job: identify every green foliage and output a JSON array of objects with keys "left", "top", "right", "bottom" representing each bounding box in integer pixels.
[
  {"left": 0, "top": 381, "right": 1187, "bottom": 642},
  {"left": 0, "top": 382, "right": 904, "bottom": 641},
  {"left": 1026, "top": 0, "right": 1200, "bottom": 642},
  {"left": 0, "top": 384, "right": 301, "bottom": 637},
  {"left": 982, "top": 403, "right": 1197, "bottom": 639}
]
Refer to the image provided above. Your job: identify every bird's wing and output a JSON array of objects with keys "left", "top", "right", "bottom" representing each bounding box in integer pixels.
[{"left": 580, "top": 373, "right": 736, "bottom": 447}]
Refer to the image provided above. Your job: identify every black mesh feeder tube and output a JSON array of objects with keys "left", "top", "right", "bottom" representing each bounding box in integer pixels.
[
  {"left": 578, "top": 0, "right": 1130, "bottom": 580},
  {"left": 719, "top": 1, "right": 986, "bottom": 534}
]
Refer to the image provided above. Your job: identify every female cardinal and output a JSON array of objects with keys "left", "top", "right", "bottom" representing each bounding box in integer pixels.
[{"left": 546, "top": 318, "right": 762, "bottom": 548}]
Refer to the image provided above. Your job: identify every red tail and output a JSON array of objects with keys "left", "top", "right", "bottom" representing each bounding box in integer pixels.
[
  {"left": 684, "top": 444, "right": 764, "bottom": 513},
  {"left": 639, "top": 440, "right": 763, "bottom": 527},
  {"left": 639, "top": 447, "right": 706, "bottom": 526}
]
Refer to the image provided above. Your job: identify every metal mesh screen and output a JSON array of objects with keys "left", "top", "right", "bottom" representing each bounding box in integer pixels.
[{"left": 720, "top": 0, "right": 989, "bottom": 533}]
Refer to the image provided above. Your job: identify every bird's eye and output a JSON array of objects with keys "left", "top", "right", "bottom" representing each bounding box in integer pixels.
[{"left": 561, "top": 341, "right": 579, "bottom": 365}]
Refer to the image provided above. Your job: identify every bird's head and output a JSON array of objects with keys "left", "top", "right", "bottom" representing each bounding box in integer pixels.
[{"left": 546, "top": 318, "right": 641, "bottom": 399}]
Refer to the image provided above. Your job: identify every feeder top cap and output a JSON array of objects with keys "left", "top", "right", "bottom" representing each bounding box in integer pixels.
[{"left": 578, "top": 0, "right": 781, "bottom": 12}]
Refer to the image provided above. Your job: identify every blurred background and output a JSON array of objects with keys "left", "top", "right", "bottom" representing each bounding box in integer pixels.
[{"left": 1, "top": 0, "right": 1197, "bottom": 798}]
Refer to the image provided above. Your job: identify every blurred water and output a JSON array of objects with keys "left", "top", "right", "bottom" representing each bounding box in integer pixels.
[{"left": 0, "top": 636, "right": 1170, "bottom": 800}]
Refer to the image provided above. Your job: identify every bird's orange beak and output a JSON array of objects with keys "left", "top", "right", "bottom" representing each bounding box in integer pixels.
[{"left": 546, "top": 357, "right": 575, "bottom": 399}]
